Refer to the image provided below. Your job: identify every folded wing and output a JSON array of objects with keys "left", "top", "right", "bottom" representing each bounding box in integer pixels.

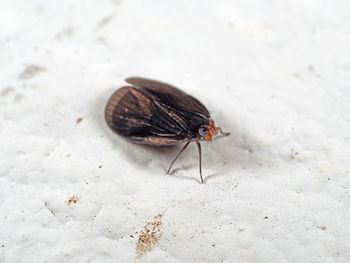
[
  {"left": 125, "top": 77, "right": 210, "bottom": 117},
  {"left": 105, "top": 86, "right": 191, "bottom": 145}
]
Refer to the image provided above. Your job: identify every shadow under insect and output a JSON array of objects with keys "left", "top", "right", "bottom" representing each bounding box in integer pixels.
[{"left": 105, "top": 123, "right": 238, "bottom": 183}]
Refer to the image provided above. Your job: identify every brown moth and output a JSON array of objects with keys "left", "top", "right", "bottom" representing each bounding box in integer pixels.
[{"left": 105, "top": 77, "right": 229, "bottom": 183}]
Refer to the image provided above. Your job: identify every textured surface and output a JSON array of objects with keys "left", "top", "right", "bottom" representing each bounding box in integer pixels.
[{"left": 1, "top": 0, "right": 350, "bottom": 262}]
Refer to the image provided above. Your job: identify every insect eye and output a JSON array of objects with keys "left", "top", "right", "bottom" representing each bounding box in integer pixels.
[{"left": 199, "top": 127, "right": 208, "bottom": 136}]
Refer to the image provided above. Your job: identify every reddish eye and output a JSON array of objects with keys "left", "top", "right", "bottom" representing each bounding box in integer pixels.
[{"left": 199, "top": 127, "right": 208, "bottom": 136}]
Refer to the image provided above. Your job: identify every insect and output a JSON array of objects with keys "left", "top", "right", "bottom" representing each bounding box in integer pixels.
[{"left": 105, "top": 77, "right": 230, "bottom": 183}]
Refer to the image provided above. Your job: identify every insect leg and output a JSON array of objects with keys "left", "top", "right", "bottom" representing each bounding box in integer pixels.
[
  {"left": 196, "top": 141, "right": 203, "bottom": 183},
  {"left": 167, "top": 141, "right": 190, "bottom": 174},
  {"left": 218, "top": 127, "right": 230, "bottom": 136}
]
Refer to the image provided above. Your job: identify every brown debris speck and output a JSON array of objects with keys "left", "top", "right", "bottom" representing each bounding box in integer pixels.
[
  {"left": 76, "top": 117, "right": 83, "bottom": 124},
  {"left": 136, "top": 213, "right": 163, "bottom": 259},
  {"left": 317, "top": 225, "right": 327, "bottom": 231},
  {"left": 65, "top": 195, "right": 79, "bottom": 206},
  {"left": 289, "top": 150, "right": 299, "bottom": 159},
  {"left": 315, "top": 224, "right": 327, "bottom": 231}
]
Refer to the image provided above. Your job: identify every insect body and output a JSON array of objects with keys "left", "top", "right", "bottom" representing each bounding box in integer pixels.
[{"left": 105, "top": 77, "right": 229, "bottom": 183}]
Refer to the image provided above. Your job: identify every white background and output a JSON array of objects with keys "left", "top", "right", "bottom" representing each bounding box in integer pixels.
[{"left": 1, "top": 0, "right": 350, "bottom": 262}]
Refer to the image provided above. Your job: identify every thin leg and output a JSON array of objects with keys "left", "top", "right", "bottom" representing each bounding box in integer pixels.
[
  {"left": 196, "top": 141, "right": 203, "bottom": 183},
  {"left": 218, "top": 127, "right": 230, "bottom": 136},
  {"left": 167, "top": 141, "right": 190, "bottom": 174}
]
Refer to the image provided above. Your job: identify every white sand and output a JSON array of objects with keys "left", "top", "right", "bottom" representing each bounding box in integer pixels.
[{"left": 1, "top": 0, "right": 350, "bottom": 262}]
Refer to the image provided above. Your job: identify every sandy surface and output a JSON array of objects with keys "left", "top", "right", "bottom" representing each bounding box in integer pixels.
[{"left": 1, "top": 0, "right": 350, "bottom": 262}]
